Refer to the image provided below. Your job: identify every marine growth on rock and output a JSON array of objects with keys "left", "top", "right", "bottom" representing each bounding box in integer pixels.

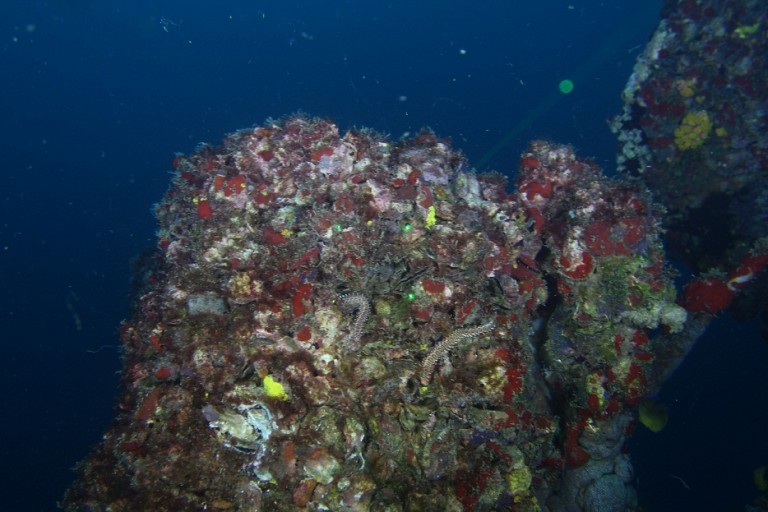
[{"left": 62, "top": 115, "right": 692, "bottom": 512}]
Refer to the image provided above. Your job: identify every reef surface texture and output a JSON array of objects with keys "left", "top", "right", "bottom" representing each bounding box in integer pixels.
[{"left": 62, "top": 115, "right": 690, "bottom": 511}]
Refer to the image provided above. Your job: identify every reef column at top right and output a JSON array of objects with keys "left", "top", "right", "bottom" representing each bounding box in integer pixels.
[{"left": 611, "top": 0, "right": 768, "bottom": 339}]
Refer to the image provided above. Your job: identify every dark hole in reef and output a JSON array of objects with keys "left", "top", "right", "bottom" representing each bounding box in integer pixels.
[{"left": 667, "top": 192, "right": 735, "bottom": 273}]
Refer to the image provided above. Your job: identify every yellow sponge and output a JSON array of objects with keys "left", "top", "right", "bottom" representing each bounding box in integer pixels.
[{"left": 263, "top": 375, "right": 288, "bottom": 400}]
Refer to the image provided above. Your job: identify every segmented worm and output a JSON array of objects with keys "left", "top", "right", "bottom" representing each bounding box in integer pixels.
[
  {"left": 420, "top": 320, "right": 496, "bottom": 385},
  {"left": 339, "top": 293, "right": 370, "bottom": 350}
]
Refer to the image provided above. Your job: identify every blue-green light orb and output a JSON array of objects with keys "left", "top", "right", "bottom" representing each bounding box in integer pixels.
[{"left": 559, "top": 79, "right": 574, "bottom": 94}]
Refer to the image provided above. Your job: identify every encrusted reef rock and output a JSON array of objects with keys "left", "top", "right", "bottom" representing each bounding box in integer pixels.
[
  {"left": 611, "top": 0, "right": 767, "bottom": 274},
  {"left": 63, "top": 116, "right": 684, "bottom": 511},
  {"left": 611, "top": 0, "right": 768, "bottom": 359}
]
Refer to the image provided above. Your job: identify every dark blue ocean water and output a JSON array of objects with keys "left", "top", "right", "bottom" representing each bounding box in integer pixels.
[{"left": 2, "top": 1, "right": 765, "bottom": 510}]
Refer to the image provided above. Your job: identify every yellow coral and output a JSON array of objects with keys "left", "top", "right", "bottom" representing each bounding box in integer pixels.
[
  {"left": 229, "top": 273, "right": 252, "bottom": 297},
  {"left": 425, "top": 205, "right": 437, "bottom": 229},
  {"left": 734, "top": 22, "right": 760, "bottom": 39},
  {"left": 674, "top": 110, "right": 712, "bottom": 150},
  {"left": 507, "top": 466, "right": 532, "bottom": 495},
  {"left": 675, "top": 78, "right": 696, "bottom": 98},
  {"left": 585, "top": 372, "right": 606, "bottom": 410}
]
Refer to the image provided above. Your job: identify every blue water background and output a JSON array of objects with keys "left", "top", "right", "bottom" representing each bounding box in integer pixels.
[{"left": 1, "top": 1, "right": 766, "bottom": 510}]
